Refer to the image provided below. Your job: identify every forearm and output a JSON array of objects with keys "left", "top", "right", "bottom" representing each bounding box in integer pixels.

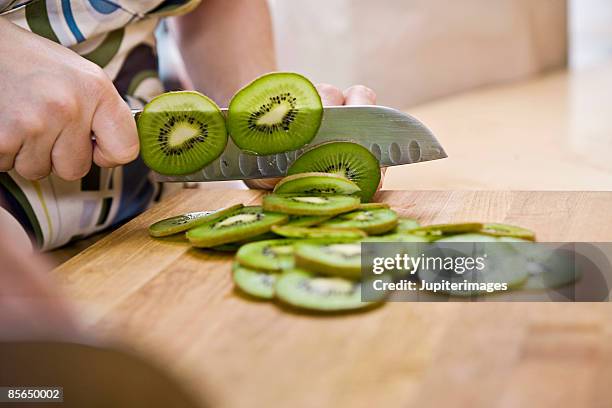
[{"left": 171, "top": 0, "right": 277, "bottom": 107}]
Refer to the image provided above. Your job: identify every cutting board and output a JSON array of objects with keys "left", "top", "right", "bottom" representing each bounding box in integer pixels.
[{"left": 52, "top": 190, "right": 612, "bottom": 408}]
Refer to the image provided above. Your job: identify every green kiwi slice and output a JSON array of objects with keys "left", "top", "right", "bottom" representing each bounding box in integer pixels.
[
  {"left": 295, "top": 242, "right": 362, "bottom": 279},
  {"left": 233, "top": 263, "right": 278, "bottom": 299},
  {"left": 410, "top": 223, "right": 484, "bottom": 239},
  {"left": 236, "top": 239, "right": 297, "bottom": 271},
  {"left": 148, "top": 204, "right": 243, "bottom": 237},
  {"left": 186, "top": 206, "right": 288, "bottom": 248},
  {"left": 395, "top": 218, "right": 420, "bottom": 233},
  {"left": 285, "top": 215, "right": 333, "bottom": 227},
  {"left": 227, "top": 72, "right": 323, "bottom": 155},
  {"left": 359, "top": 203, "right": 390, "bottom": 210},
  {"left": 480, "top": 223, "right": 536, "bottom": 241},
  {"left": 275, "top": 269, "right": 372, "bottom": 312},
  {"left": 273, "top": 172, "right": 361, "bottom": 195},
  {"left": 271, "top": 225, "right": 366, "bottom": 240},
  {"left": 262, "top": 194, "right": 360, "bottom": 216},
  {"left": 321, "top": 208, "right": 398, "bottom": 235},
  {"left": 137, "top": 91, "right": 228, "bottom": 175},
  {"left": 287, "top": 141, "right": 381, "bottom": 202}
]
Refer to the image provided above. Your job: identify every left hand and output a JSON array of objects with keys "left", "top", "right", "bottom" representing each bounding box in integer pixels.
[{"left": 245, "top": 84, "right": 383, "bottom": 190}]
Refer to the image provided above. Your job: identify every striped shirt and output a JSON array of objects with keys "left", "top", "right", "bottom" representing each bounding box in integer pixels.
[{"left": 0, "top": 0, "right": 200, "bottom": 250}]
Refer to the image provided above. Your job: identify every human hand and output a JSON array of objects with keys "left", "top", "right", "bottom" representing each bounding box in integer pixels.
[
  {"left": 245, "top": 84, "right": 384, "bottom": 190},
  {"left": 0, "top": 19, "right": 138, "bottom": 181}
]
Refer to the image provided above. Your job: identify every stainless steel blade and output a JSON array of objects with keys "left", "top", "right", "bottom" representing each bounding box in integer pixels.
[{"left": 138, "top": 105, "right": 447, "bottom": 182}]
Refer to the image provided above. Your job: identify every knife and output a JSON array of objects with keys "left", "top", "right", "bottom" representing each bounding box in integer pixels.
[{"left": 131, "top": 105, "right": 447, "bottom": 182}]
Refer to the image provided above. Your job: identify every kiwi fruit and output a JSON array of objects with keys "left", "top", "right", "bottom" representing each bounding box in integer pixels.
[
  {"left": 275, "top": 269, "right": 372, "bottom": 312},
  {"left": 273, "top": 172, "right": 361, "bottom": 195},
  {"left": 395, "top": 218, "right": 420, "bottom": 233},
  {"left": 186, "top": 206, "right": 288, "bottom": 248},
  {"left": 295, "top": 242, "right": 362, "bottom": 279},
  {"left": 432, "top": 233, "right": 499, "bottom": 243},
  {"left": 410, "top": 223, "right": 483, "bottom": 238},
  {"left": 148, "top": 204, "right": 243, "bottom": 237},
  {"left": 271, "top": 225, "right": 366, "bottom": 240},
  {"left": 287, "top": 141, "right": 381, "bottom": 202},
  {"left": 233, "top": 263, "right": 278, "bottom": 299},
  {"left": 359, "top": 203, "right": 390, "bottom": 210},
  {"left": 236, "top": 239, "right": 296, "bottom": 271},
  {"left": 263, "top": 194, "right": 360, "bottom": 216},
  {"left": 285, "top": 215, "right": 333, "bottom": 227},
  {"left": 227, "top": 72, "right": 323, "bottom": 155},
  {"left": 138, "top": 91, "right": 228, "bottom": 175},
  {"left": 480, "top": 223, "right": 536, "bottom": 241},
  {"left": 321, "top": 208, "right": 398, "bottom": 235}
]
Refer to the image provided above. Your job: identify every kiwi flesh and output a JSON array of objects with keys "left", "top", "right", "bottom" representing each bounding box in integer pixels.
[
  {"left": 236, "top": 239, "right": 296, "bottom": 271},
  {"left": 321, "top": 208, "right": 398, "bottom": 235},
  {"left": 227, "top": 72, "right": 323, "bottom": 155},
  {"left": 263, "top": 194, "right": 360, "bottom": 216},
  {"left": 187, "top": 206, "right": 288, "bottom": 248},
  {"left": 480, "top": 223, "right": 536, "bottom": 241},
  {"left": 395, "top": 218, "right": 420, "bottom": 233},
  {"left": 410, "top": 223, "right": 483, "bottom": 239},
  {"left": 275, "top": 269, "right": 372, "bottom": 312},
  {"left": 233, "top": 263, "right": 278, "bottom": 299},
  {"left": 148, "top": 204, "right": 243, "bottom": 237},
  {"left": 285, "top": 215, "right": 333, "bottom": 227},
  {"left": 295, "top": 242, "right": 362, "bottom": 279},
  {"left": 359, "top": 203, "right": 390, "bottom": 210},
  {"left": 138, "top": 91, "right": 227, "bottom": 175},
  {"left": 273, "top": 172, "right": 361, "bottom": 195},
  {"left": 271, "top": 225, "right": 366, "bottom": 240},
  {"left": 287, "top": 141, "right": 381, "bottom": 202}
]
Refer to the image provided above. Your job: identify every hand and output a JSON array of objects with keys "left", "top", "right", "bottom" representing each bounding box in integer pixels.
[
  {"left": 0, "top": 19, "right": 138, "bottom": 181},
  {"left": 245, "top": 84, "right": 384, "bottom": 190}
]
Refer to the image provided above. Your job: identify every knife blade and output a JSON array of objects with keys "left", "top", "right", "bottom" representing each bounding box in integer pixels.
[{"left": 131, "top": 105, "right": 447, "bottom": 182}]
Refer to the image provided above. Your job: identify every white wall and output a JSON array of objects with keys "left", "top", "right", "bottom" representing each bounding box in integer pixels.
[{"left": 570, "top": 0, "right": 612, "bottom": 68}]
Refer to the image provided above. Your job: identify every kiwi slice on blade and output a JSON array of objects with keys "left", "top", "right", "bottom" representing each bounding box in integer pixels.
[
  {"left": 410, "top": 223, "right": 483, "bottom": 238},
  {"left": 233, "top": 263, "right": 278, "bottom": 299},
  {"left": 227, "top": 72, "right": 323, "bottom": 155},
  {"left": 285, "top": 215, "right": 333, "bottom": 227},
  {"left": 236, "top": 239, "right": 297, "bottom": 271},
  {"left": 263, "top": 194, "right": 360, "bottom": 216},
  {"left": 321, "top": 208, "right": 398, "bottom": 235},
  {"left": 287, "top": 142, "right": 381, "bottom": 202},
  {"left": 186, "top": 206, "right": 288, "bottom": 248},
  {"left": 138, "top": 91, "right": 227, "bottom": 175},
  {"left": 273, "top": 172, "right": 361, "bottom": 195},
  {"left": 148, "top": 204, "right": 243, "bottom": 237},
  {"left": 275, "top": 269, "right": 372, "bottom": 312},
  {"left": 271, "top": 225, "right": 366, "bottom": 240},
  {"left": 480, "top": 223, "right": 536, "bottom": 241},
  {"left": 295, "top": 242, "right": 362, "bottom": 279}
]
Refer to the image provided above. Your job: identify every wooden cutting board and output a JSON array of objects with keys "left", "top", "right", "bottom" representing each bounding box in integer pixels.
[{"left": 52, "top": 190, "right": 612, "bottom": 408}]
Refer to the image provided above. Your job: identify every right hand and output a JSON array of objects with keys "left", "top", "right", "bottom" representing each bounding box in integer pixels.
[{"left": 0, "top": 19, "right": 139, "bottom": 181}]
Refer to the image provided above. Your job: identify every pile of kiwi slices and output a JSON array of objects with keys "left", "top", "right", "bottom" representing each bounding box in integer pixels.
[{"left": 137, "top": 72, "right": 324, "bottom": 175}]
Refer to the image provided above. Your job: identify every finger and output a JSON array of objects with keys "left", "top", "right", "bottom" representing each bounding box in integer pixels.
[
  {"left": 92, "top": 85, "right": 139, "bottom": 168},
  {"left": 343, "top": 85, "right": 377, "bottom": 105},
  {"left": 0, "top": 153, "right": 16, "bottom": 172},
  {"left": 0, "top": 132, "right": 21, "bottom": 172},
  {"left": 13, "top": 124, "right": 56, "bottom": 180},
  {"left": 315, "top": 83, "right": 345, "bottom": 106},
  {"left": 244, "top": 177, "right": 281, "bottom": 191},
  {"left": 51, "top": 121, "right": 93, "bottom": 181},
  {"left": 377, "top": 168, "right": 386, "bottom": 192}
]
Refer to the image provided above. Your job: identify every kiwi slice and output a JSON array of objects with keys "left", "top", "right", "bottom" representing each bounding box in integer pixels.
[
  {"left": 285, "top": 215, "right": 333, "bottom": 227},
  {"left": 263, "top": 194, "right": 360, "bottom": 216},
  {"left": 227, "top": 72, "right": 323, "bottom": 155},
  {"left": 287, "top": 142, "right": 381, "bottom": 202},
  {"left": 148, "top": 204, "right": 243, "bottom": 237},
  {"left": 359, "top": 203, "right": 390, "bottom": 210},
  {"left": 138, "top": 91, "right": 227, "bottom": 175},
  {"left": 233, "top": 263, "right": 278, "bottom": 299},
  {"left": 186, "top": 206, "right": 288, "bottom": 248},
  {"left": 271, "top": 225, "right": 366, "bottom": 240},
  {"left": 273, "top": 172, "right": 361, "bottom": 195},
  {"left": 411, "top": 223, "right": 484, "bottom": 239},
  {"left": 295, "top": 242, "right": 362, "bottom": 279},
  {"left": 395, "top": 218, "right": 420, "bottom": 233},
  {"left": 236, "top": 239, "right": 296, "bottom": 271},
  {"left": 275, "top": 269, "right": 372, "bottom": 312},
  {"left": 321, "top": 208, "right": 398, "bottom": 235},
  {"left": 480, "top": 223, "right": 536, "bottom": 241}
]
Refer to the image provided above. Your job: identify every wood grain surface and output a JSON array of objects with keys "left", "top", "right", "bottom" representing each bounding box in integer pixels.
[{"left": 52, "top": 190, "right": 612, "bottom": 407}]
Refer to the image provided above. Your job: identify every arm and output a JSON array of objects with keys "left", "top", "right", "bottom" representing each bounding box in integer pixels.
[{"left": 171, "top": 0, "right": 277, "bottom": 107}]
